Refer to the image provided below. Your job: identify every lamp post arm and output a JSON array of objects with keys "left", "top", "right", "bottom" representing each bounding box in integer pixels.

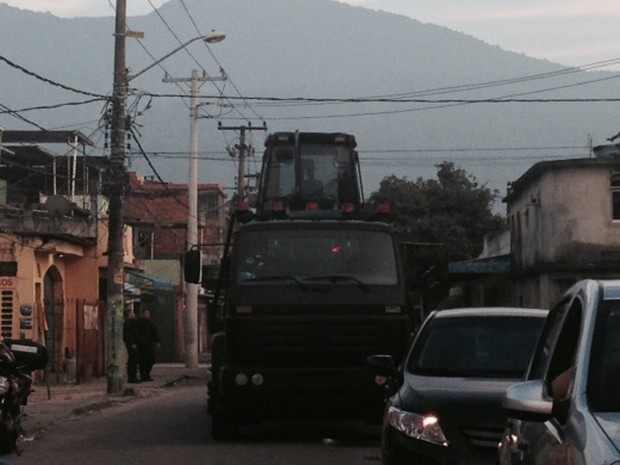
[{"left": 128, "top": 36, "right": 204, "bottom": 82}]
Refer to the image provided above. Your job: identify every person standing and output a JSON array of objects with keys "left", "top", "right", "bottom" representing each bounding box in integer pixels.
[
  {"left": 122, "top": 309, "right": 140, "bottom": 383},
  {"left": 137, "top": 309, "right": 160, "bottom": 382}
]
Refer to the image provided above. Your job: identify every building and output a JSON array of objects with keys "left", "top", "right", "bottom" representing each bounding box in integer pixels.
[
  {"left": 505, "top": 154, "right": 620, "bottom": 308},
  {"left": 123, "top": 173, "right": 228, "bottom": 360},
  {"left": 450, "top": 150, "right": 620, "bottom": 309},
  {"left": 0, "top": 130, "right": 112, "bottom": 382}
]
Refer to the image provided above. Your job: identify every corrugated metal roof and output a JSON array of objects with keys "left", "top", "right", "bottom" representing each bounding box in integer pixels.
[{"left": 3, "top": 130, "right": 94, "bottom": 146}]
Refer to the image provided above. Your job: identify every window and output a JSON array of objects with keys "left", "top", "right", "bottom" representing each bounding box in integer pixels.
[
  {"left": 203, "top": 193, "right": 221, "bottom": 219},
  {"left": 234, "top": 228, "right": 398, "bottom": 285},
  {"left": 545, "top": 299, "right": 582, "bottom": 384},
  {"left": 588, "top": 299, "right": 620, "bottom": 411},
  {"left": 611, "top": 174, "right": 620, "bottom": 220},
  {"left": 1, "top": 291, "right": 13, "bottom": 339},
  {"left": 135, "top": 229, "right": 153, "bottom": 259},
  {"left": 409, "top": 315, "right": 545, "bottom": 378},
  {"left": 526, "top": 297, "right": 579, "bottom": 381}
]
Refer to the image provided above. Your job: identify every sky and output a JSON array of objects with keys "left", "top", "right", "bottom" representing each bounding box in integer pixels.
[{"left": 3, "top": 0, "right": 620, "bottom": 70}]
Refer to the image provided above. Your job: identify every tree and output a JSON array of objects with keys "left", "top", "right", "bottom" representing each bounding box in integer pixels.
[{"left": 368, "top": 162, "right": 505, "bottom": 307}]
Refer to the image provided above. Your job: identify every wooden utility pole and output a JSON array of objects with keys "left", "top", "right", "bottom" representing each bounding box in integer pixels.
[
  {"left": 106, "top": 0, "right": 128, "bottom": 393},
  {"left": 218, "top": 122, "right": 267, "bottom": 201}
]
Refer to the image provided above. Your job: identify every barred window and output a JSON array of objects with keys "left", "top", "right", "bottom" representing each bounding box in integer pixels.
[{"left": 1, "top": 291, "right": 14, "bottom": 339}]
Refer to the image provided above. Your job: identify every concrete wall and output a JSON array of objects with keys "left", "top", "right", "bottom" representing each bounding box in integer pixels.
[{"left": 509, "top": 164, "right": 620, "bottom": 270}]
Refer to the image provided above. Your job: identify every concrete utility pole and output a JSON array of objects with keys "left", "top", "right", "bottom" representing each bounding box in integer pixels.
[
  {"left": 218, "top": 122, "right": 267, "bottom": 201},
  {"left": 107, "top": 0, "right": 128, "bottom": 394},
  {"left": 164, "top": 68, "right": 227, "bottom": 368}
]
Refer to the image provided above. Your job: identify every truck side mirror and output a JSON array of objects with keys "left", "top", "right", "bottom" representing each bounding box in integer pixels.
[
  {"left": 184, "top": 249, "right": 201, "bottom": 284},
  {"left": 366, "top": 354, "right": 396, "bottom": 378}
]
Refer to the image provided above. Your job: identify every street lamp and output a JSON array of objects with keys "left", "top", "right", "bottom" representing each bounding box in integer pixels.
[
  {"left": 130, "top": 30, "right": 227, "bottom": 368},
  {"left": 128, "top": 30, "right": 227, "bottom": 82},
  {"left": 141, "top": 33, "right": 225, "bottom": 368}
]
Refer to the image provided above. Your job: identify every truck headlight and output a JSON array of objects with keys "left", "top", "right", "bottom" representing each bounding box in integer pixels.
[
  {"left": 387, "top": 406, "right": 449, "bottom": 447},
  {"left": 235, "top": 373, "right": 248, "bottom": 386}
]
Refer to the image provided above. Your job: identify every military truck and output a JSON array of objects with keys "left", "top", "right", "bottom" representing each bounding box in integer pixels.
[{"left": 188, "top": 131, "right": 414, "bottom": 439}]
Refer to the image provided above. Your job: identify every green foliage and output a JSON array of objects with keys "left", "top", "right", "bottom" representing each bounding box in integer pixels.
[{"left": 368, "top": 162, "right": 506, "bottom": 265}]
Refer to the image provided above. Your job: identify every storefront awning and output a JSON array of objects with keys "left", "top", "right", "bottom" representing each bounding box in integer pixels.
[
  {"left": 448, "top": 254, "right": 511, "bottom": 277},
  {"left": 126, "top": 270, "right": 174, "bottom": 292}
]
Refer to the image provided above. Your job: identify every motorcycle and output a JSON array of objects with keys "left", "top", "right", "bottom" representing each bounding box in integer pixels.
[{"left": 0, "top": 340, "right": 47, "bottom": 455}]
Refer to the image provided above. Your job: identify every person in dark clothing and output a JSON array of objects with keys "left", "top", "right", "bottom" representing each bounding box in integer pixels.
[
  {"left": 137, "top": 309, "right": 160, "bottom": 382},
  {"left": 123, "top": 309, "right": 140, "bottom": 383}
]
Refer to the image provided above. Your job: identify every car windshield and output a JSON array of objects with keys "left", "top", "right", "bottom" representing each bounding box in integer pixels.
[
  {"left": 233, "top": 228, "right": 398, "bottom": 285},
  {"left": 588, "top": 299, "right": 620, "bottom": 412},
  {"left": 408, "top": 314, "right": 545, "bottom": 378}
]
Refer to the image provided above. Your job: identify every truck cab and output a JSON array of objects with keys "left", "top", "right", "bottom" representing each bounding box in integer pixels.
[{"left": 208, "top": 220, "right": 413, "bottom": 439}]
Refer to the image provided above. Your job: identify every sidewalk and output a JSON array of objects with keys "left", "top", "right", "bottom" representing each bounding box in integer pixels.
[{"left": 21, "top": 363, "right": 210, "bottom": 439}]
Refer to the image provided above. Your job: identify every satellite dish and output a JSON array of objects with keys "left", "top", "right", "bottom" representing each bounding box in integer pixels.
[{"left": 45, "top": 195, "right": 72, "bottom": 217}]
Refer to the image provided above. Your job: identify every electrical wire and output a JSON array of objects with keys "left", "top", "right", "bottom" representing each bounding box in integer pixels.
[
  {"left": 175, "top": 0, "right": 265, "bottom": 122},
  {"left": 145, "top": 0, "right": 204, "bottom": 73},
  {"left": 0, "top": 55, "right": 108, "bottom": 99},
  {"left": 0, "top": 102, "right": 46, "bottom": 130},
  {"left": 361, "top": 57, "right": 620, "bottom": 100},
  {"left": 0, "top": 98, "right": 108, "bottom": 114}
]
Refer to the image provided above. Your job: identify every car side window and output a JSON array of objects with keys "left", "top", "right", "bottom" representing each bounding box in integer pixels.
[
  {"left": 588, "top": 299, "right": 620, "bottom": 411},
  {"left": 526, "top": 298, "right": 570, "bottom": 380},
  {"left": 527, "top": 296, "right": 582, "bottom": 400},
  {"left": 541, "top": 299, "right": 582, "bottom": 407}
]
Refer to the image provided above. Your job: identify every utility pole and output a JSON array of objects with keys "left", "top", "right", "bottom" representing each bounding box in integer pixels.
[
  {"left": 218, "top": 122, "right": 267, "bottom": 201},
  {"left": 107, "top": 0, "right": 128, "bottom": 393},
  {"left": 164, "top": 69, "right": 227, "bottom": 368}
]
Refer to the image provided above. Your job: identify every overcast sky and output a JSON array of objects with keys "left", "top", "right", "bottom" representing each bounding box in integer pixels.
[{"left": 3, "top": 0, "right": 620, "bottom": 70}]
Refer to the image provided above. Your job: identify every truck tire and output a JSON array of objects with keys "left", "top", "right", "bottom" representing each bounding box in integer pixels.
[
  {"left": 208, "top": 332, "right": 238, "bottom": 440},
  {"left": 211, "top": 406, "right": 239, "bottom": 441}
]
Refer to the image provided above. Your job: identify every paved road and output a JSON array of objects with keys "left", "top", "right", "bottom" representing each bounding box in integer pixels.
[{"left": 9, "top": 372, "right": 382, "bottom": 465}]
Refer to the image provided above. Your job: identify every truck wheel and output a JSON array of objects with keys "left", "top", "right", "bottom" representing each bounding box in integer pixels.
[{"left": 211, "top": 407, "right": 239, "bottom": 441}]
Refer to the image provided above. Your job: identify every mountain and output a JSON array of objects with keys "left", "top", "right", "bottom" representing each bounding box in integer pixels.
[{"left": 1, "top": 0, "right": 619, "bottom": 208}]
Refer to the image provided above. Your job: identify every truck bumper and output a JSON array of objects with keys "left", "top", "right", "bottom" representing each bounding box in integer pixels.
[{"left": 216, "top": 365, "right": 386, "bottom": 423}]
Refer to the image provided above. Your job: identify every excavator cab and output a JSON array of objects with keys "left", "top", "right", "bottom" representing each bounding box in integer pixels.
[{"left": 255, "top": 131, "right": 363, "bottom": 218}]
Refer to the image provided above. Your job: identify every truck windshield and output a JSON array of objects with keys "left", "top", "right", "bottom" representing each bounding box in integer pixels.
[
  {"left": 261, "top": 143, "right": 358, "bottom": 205},
  {"left": 233, "top": 228, "right": 398, "bottom": 285}
]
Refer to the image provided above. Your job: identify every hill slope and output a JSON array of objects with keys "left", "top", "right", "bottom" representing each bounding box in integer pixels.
[{"left": 1, "top": 0, "right": 618, "bottom": 204}]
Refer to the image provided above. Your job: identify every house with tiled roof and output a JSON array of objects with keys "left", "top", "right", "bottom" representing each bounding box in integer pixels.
[{"left": 124, "top": 172, "right": 228, "bottom": 359}]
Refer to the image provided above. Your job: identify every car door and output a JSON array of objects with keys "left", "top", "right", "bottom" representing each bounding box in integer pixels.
[{"left": 504, "top": 294, "right": 584, "bottom": 465}]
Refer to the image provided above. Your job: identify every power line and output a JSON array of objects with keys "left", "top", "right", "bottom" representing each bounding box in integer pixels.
[
  {"left": 141, "top": 92, "right": 620, "bottom": 104},
  {"left": 0, "top": 98, "right": 108, "bottom": 114},
  {"left": 0, "top": 55, "right": 108, "bottom": 99},
  {"left": 174, "top": 0, "right": 265, "bottom": 122},
  {"left": 360, "top": 57, "right": 620, "bottom": 100},
  {"left": 0, "top": 102, "right": 46, "bottom": 130},
  {"left": 146, "top": 0, "right": 204, "bottom": 72}
]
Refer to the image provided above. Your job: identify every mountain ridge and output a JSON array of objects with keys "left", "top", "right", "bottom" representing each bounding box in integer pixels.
[{"left": 1, "top": 0, "right": 618, "bottom": 203}]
